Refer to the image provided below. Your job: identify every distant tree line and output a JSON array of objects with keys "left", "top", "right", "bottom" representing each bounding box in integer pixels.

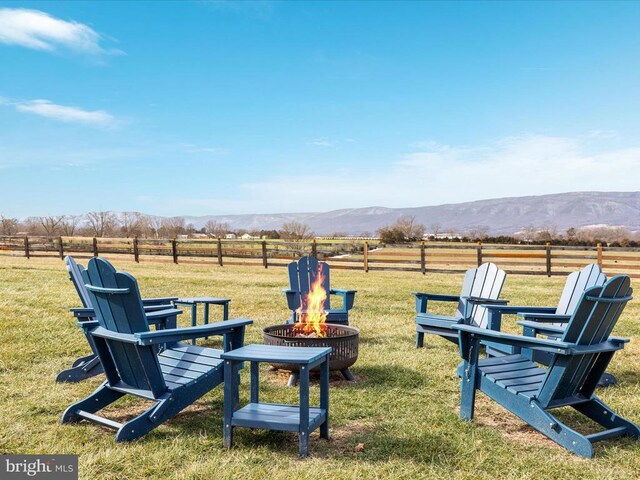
[
  {"left": 0, "top": 213, "right": 321, "bottom": 241},
  {"left": 2, "top": 212, "right": 638, "bottom": 247},
  {"left": 376, "top": 217, "right": 640, "bottom": 247}
]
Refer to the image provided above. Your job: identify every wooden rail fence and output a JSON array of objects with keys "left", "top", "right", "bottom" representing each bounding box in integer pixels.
[{"left": 1, "top": 236, "right": 640, "bottom": 278}]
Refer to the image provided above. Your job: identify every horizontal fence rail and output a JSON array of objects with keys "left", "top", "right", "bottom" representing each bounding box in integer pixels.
[{"left": 1, "top": 236, "right": 640, "bottom": 278}]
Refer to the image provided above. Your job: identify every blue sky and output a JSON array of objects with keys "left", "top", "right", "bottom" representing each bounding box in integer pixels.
[{"left": 1, "top": 1, "right": 639, "bottom": 218}]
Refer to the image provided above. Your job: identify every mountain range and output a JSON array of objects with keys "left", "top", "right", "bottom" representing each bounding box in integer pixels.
[{"left": 178, "top": 191, "right": 640, "bottom": 236}]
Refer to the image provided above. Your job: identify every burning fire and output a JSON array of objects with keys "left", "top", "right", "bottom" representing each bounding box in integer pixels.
[{"left": 293, "top": 267, "right": 328, "bottom": 337}]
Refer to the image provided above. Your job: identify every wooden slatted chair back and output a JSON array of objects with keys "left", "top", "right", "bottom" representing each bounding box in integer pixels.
[
  {"left": 555, "top": 264, "right": 607, "bottom": 315},
  {"left": 537, "top": 275, "right": 632, "bottom": 407},
  {"left": 82, "top": 258, "right": 166, "bottom": 397},
  {"left": 457, "top": 263, "right": 506, "bottom": 328},
  {"left": 65, "top": 256, "right": 92, "bottom": 308},
  {"left": 288, "top": 256, "right": 332, "bottom": 310}
]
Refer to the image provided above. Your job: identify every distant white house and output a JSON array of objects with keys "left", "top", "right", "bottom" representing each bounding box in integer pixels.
[
  {"left": 176, "top": 234, "right": 189, "bottom": 239},
  {"left": 241, "top": 233, "right": 259, "bottom": 240},
  {"left": 225, "top": 233, "right": 237, "bottom": 239},
  {"left": 191, "top": 233, "right": 208, "bottom": 239}
]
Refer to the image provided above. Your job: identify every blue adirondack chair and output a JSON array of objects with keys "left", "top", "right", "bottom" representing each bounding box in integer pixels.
[
  {"left": 284, "top": 256, "right": 356, "bottom": 325},
  {"left": 481, "top": 264, "right": 613, "bottom": 385},
  {"left": 453, "top": 275, "right": 639, "bottom": 458},
  {"left": 56, "top": 256, "right": 178, "bottom": 383},
  {"left": 61, "top": 257, "right": 252, "bottom": 442},
  {"left": 414, "top": 263, "right": 507, "bottom": 347}
]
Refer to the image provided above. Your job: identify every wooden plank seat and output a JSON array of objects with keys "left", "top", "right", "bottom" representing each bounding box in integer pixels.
[
  {"left": 413, "top": 262, "right": 507, "bottom": 347},
  {"left": 60, "top": 257, "right": 252, "bottom": 442},
  {"left": 453, "top": 275, "right": 640, "bottom": 457}
]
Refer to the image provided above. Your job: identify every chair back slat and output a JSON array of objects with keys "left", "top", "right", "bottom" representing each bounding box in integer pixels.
[
  {"left": 65, "top": 256, "right": 93, "bottom": 308},
  {"left": 289, "top": 256, "right": 332, "bottom": 310},
  {"left": 536, "top": 276, "right": 631, "bottom": 407},
  {"left": 457, "top": 263, "right": 506, "bottom": 328},
  {"left": 556, "top": 264, "right": 606, "bottom": 316},
  {"left": 82, "top": 258, "right": 166, "bottom": 396}
]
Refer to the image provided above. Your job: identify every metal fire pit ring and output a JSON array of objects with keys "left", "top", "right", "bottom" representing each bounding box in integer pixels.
[{"left": 263, "top": 324, "right": 359, "bottom": 386}]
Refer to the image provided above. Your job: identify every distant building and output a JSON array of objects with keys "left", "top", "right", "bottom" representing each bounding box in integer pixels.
[
  {"left": 241, "top": 233, "right": 258, "bottom": 240},
  {"left": 225, "top": 233, "right": 237, "bottom": 239}
]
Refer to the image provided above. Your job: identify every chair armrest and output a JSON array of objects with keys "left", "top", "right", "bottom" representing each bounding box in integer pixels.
[
  {"left": 482, "top": 305, "right": 556, "bottom": 314},
  {"left": 463, "top": 296, "right": 508, "bottom": 305},
  {"left": 517, "top": 320, "right": 566, "bottom": 336},
  {"left": 412, "top": 292, "right": 460, "bottom": 302},
  {"left": 71, "top": 307, "right": 95, "bottom": 320},
  {"left": 142, "top": 296, "right": 179, "bottom": 306},
  {"left": 146, "top": 307, "right": 182, "bottom": 329},
  {"left": 412, "top": 292, "right": 460, "bottom": 314},
  {"left": 518, "top": 312, "right": 571, "bottom": 323},
  {"left": 330, "top": 289, "right": 357, "bottom": 310},
  {"left": 135, "top": 318, "right": 253, "bottom": 346},
  {"left": 91, "top": 327, "right": 139, "bottom": 344},
  {"left": 76, "top": 319, "right": 99, "bottom": 330},
  {"left": 145, "top": 308, "right": 183, "bottom": 321},
  {"left": 452, "top": 324, "right": 573, "bottom": 354},
  {"left": 283, "top": 289, "right": 300, "bottom": 311}
]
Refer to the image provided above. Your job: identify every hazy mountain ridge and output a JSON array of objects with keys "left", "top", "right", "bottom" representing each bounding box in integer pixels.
[{"left": 178, "top": 192, "right": 640, "bottom": 235}]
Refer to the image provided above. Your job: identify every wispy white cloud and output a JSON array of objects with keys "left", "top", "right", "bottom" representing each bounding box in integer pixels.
[
  {"left": 308, "top": 138, "right": 334, "bottom": 147},
  {"left": 2, "top": 97, "right": 117, "bottom": 127},
  {"left": 0, "top": 8, "right": 122, "bottom": 55},
  {"left": 238, "top": 134, "right": 640, "bottom": 212}
]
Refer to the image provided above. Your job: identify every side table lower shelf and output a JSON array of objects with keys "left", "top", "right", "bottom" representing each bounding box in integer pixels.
[{"left": 231, "top": 403, "right": 327, "bottom": 433}]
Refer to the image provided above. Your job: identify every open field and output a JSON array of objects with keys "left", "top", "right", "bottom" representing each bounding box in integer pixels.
[{"left": 1, "top": 256, "right": 640, "bottom": 480}]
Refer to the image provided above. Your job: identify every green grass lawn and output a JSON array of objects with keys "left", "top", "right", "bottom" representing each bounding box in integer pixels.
[{"left": 1, "top": 256, "right": 639, "bottom": 479}]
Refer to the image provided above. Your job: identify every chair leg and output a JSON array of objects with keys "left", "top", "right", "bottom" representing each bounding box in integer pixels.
[
  {"left": 416, "top": 332, "right": 424, "bottom": 348},
  {"left": 574, "top": 397, "right": 640, "bottom": 437},
  {"left": 72, "top": 353, "right": 97, "bottom": 368},
  {"left": 522, "top": 403, "right": 594, "bottom": 458},
  {"left": 61, "top": 383, "right": 124, "bottom": 424},
  {"left": 56, "top": 356, "right": 104, "bottom": 382}
]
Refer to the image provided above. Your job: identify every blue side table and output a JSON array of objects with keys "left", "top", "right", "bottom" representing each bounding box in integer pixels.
[
  {"left": 173, "top": 297, "right": 230, "bottom": 344},
  {"left": 220, "top": 344, "right": 331, "bottom": 457}
]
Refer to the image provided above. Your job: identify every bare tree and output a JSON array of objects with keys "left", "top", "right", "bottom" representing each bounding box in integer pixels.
[
  {"left": 467, "top": 225, "right": 489, "bottom": 240},
  {"left": 38, "top": 215, "right": 65, "bottom": 236},
  {"left": 395, "top": 216, "right": 425, "bottom": 241},
  {"left": 86, "top": 211, "right": 119, "bottom": 237},
  {"left": 204, "top": 220, "right": 230, "bottom": 238},
  {"left": 429, "top": 222, "right": 442, "bottom": 238},
  {"left": 519, "top": 225, "right": 537, "bottom": 243},
  {"left": 0, "top": 216, "right": 20, "bottom": 235},
  {"left": 565, "top": 227, "right": 577, "bottom": 240},
  {"left": 536, "top": 223, "right": 559, "bottom": 242},
  {"left": 279, "top": 221, "right": 314, "bottom": 241},
  {"left": 60, "top": 215, "right": 81, "bottom": 236},
  {"left": 120, "top": 212, "right": 149, "bottom": 238}
]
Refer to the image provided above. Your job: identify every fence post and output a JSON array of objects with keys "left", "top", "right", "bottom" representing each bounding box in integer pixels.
[
  {"left": 476, "top": 242, "right": 482, "bottom": 266},
  {"left": 545, "top": 242, "right": 552, "bottom": 277},
  {"left": 597, "top": 243, "right": 603, "bottom": 267},
  {"left": 133, "top": 236, "right": 140, "bottom": 263},
  {"left": 217, "top": 238, "right": 223, "bottom": 266},
  {"left": 92, "top": 237, "right": 98, "bottom": 257},
  {"left": 364, "top": 241, "right": 369, "bottom": 272},
  {"left": 311, "top": 239, "right": 317, "bottom": 259},
  {"left": 420, "top": 241, "right": 426, "bottom": 275},
  {"left": 262, "top": 240, "right": 268, "bottom": 268},
  {"left": 58, "top": 236, "right": 64, "bottom": 260},
  {"left": 24, "top": 236, "right": 30, "bottom": 259},
  {"left": 172, "top": 239, "right": 178, "bottom": 264}
]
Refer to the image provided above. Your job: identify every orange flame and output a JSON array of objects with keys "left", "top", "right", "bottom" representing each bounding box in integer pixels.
[{"left": 293, "top": 267, "right": 328, "bottom": 337}]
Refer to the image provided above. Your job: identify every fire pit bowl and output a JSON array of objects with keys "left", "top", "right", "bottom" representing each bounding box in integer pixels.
[{"left": 263, "top": 324, "right": 359, "bottom": 386}]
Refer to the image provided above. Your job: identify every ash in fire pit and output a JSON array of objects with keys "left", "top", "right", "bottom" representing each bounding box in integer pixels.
[{"left": 263, "top": 324, "right": 359, "bottom": 386}]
